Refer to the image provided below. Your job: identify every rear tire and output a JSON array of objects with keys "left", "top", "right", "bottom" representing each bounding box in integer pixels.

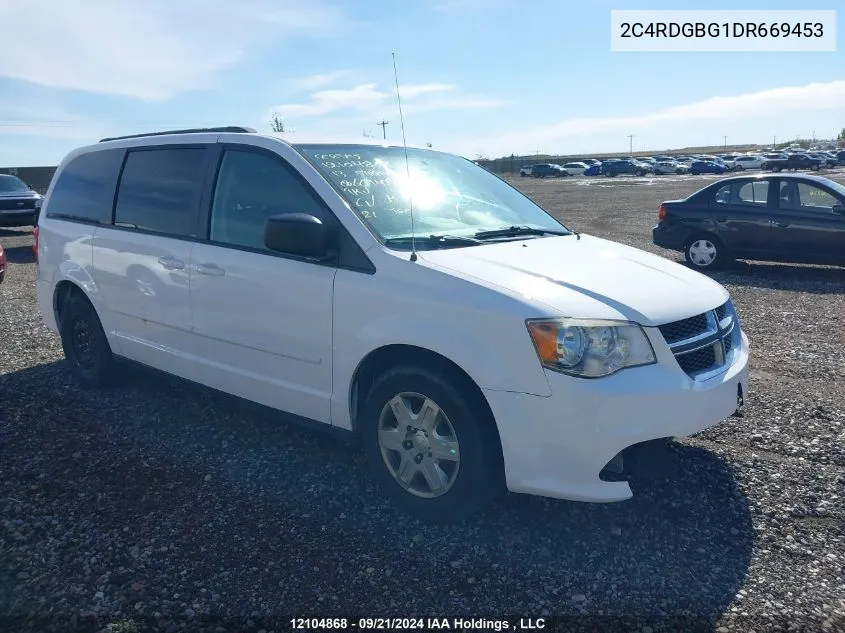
[
  {"left": 58, "top": 293, "right": 118, "bottom": 389},
  {"left": 684, "top": 235, "right": 727, "bottom": 270},
  {"left": 360, "top": 364, "right": 504, "bottom": 523}
]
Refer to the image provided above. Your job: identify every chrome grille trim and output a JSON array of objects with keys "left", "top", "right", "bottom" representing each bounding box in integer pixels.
[{"left": 660, "top": 301, "right": 738, "bottom": 381}]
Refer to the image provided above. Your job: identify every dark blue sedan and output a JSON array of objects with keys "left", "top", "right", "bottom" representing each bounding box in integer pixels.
[{"left": 689, "top": 161, "right": 728, "bottom": 175}]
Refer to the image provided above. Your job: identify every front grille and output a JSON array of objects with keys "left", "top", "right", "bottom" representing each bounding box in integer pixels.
[
  {"left": 659, "top": 301, "right": 738, "bottom": 380},
  {"left": 658, "top": 313, "right": 708, "bottom": 344},
  {"left": 0, "top": 198, "right": 36, "bottom": 211},
  {"left": 676, "top": 346, "right": 717, "bottom": 374}
]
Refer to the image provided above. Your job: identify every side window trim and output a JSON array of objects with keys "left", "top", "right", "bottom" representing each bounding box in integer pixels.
[
  {"left": 198, "top": 143, "right": 375, "bottom": 274},
  {"left": 110, "top": 143, "right": 214, "bottom": 241}
]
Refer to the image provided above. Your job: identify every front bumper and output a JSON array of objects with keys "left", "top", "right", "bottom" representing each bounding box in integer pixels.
[{"left": 484, "top": 330, "right": 749, "bottom": 502}]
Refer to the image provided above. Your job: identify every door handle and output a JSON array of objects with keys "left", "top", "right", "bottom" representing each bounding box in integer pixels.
[
  {"left": 157, "top": 256, "right": 185, "bottom": 270},
  {"left": 775, "top": 221, "right": 790, "bottom": 228},
  {"left": 192, "top": 263, "right": 226, "bottom": 276}
]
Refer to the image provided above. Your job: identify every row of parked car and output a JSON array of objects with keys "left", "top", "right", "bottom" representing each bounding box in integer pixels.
[{"left": 519, "top": 148, "right": 845, "bottom": 179}]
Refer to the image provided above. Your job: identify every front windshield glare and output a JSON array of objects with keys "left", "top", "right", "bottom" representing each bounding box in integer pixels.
[
  {"left": 0, "top": 176, "right": 30, "bottom": 193},
  {"left": 296, "top": 145, "right": 570, "bottom": 249}
]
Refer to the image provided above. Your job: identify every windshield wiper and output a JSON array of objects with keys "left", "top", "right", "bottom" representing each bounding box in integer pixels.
[
  {"left": 384, "top": 234, "right": 482, "bottom": 249},
  {"left": 473, "top": 225, "right": 571, "bottom": 240}
]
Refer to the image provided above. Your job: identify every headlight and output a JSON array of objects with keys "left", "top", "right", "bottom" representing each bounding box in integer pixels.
[
  {"left": 34, "top": 198, "right": 43, "bottom": 209},
  {"left": 526, "top": 318, "right": 656, "bottom": 378}
]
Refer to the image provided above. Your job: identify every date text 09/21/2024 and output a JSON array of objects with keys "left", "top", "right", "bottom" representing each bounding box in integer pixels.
[{"left": 290, "top": 618, "right": 547, "bottom": 630}]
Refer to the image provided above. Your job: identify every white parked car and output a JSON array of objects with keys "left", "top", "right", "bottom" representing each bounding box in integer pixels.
[
  {"left": 35, "top": 127, "right": 750, "bottom": 522},
  {"left": 732, "top": 155, "right": 766, "bottom": 170},
  {"left": 652, "top": 161, "right": 689, "bottom": 175},
  {"left": 562, "top": 161, "right": 588, "bottom": 176}
]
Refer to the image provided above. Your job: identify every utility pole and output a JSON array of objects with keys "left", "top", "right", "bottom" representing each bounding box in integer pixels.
[
  {"left": 627, "top": 134, "right": 635, "bottom": 156},
  {"left": 773, "top": 135, "right": 776, "bottom": 149},
  {"left": 376, "top": 120, "right": 389, "bottom": 139},
  {"left": 723, "top": 135, "right": 728, "bottom": 150}
]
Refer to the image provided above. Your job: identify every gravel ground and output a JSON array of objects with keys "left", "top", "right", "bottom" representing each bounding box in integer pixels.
[{"left": 1, "top": 169, "right": 844, "bottom": 633}]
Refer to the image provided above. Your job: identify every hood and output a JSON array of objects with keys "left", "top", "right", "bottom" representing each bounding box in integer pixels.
[
  {"left": 418, "top": 234, "right": 728, "bottom": 326},
  {"left": 0, "top": 191, "right": 38, "bottom": 198}
]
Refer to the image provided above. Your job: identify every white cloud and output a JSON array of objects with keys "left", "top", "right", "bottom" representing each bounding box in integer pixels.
[
  {"left": 403, "top": 96, "right": 507, "bottom": 115},
  {"left": 0, "top": 0, "right": 347, "bottom": 101},
  {"left": 0, "top": 102, "right": 106, "bottom": 142},
  {"left": 269, "top": 82, "right": 498, "bottom": 120},
  {"left": 273, "top": 83, "right": 389, "bottom": 117},
  {"left": 451, "top": 80, "right": 845, "bottom": 157},
  {"left": 397, "top": 83, "right": 456, "bottom": 99},
  {"left": 294, "top": 70, "right": 357, "bottom": 91}
]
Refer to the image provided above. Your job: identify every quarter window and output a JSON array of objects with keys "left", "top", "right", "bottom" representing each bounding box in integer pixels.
[
  {"left": 47, "top": 149, "right": 124, "bottom": 223},
  {"left": 714, "top": 184, "right": 731, "bottom": 204},
  {"left": 209, "top": 149, "right": 325, "bottom": 250},
  {"left": 114, "top": 148, "right": 207, "bottom": 237}
]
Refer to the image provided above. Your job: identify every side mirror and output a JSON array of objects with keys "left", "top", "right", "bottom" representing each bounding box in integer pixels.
[
  {"left": 264, "top": 213, "right": 332, "bottom": 259},
  {"left": 832, "top": 203, "right": 845, "bottom": 216}
]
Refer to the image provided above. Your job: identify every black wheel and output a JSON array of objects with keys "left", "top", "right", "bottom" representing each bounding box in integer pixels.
[
  {"left": 59, "top": 293, "right": 118, "bottom": 389},
  {"left": 811, "top": 164, "right": 820, "bottom": 171},
  {"left": 690, "top": 170, "right": 699, "bottom": 175},
  {"left": 360, "top": 364, "right": 504, "bottom": 523},
  {"left": 773, "top": 166, "right": 782, "bottom": 172},
  {"left": 637, "top": 169, "right": 647, "bottom": 177},
  {"left": 735, "top": 164, "right": 744, "bottom": 171},
  {"left": 684, "top": 235, "right": 728, "bottom": 270}
]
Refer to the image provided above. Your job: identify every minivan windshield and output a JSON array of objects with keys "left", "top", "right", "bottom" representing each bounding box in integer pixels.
[
  {"left": 296, "top": 144, "right": 571, "bottom": 249},
  {"left": 0, "top": 175, "right": 30, "bottom": 193}
]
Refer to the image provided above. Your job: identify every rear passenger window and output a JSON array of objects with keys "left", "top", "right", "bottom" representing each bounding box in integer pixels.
[
  {"left": 46, "top": 149, "right": 124, "bottom": 224},
  {"left": 209, "top": 149, "right": 325, "bottom": 251},
  {"left": 737, "top": 181, "right": 769, "bottom": 205},
  {"left": 114, "top": 148, "right": 207, "bottom": 237}
]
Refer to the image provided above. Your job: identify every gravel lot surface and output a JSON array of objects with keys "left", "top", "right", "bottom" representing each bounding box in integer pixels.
[{"left": 1, "top": 169, "right": 844, "bottom": 633}]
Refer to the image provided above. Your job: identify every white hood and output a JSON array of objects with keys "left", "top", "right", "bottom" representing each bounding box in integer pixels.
[{"left": 418, "top": 234, "right": 729, "bottom": 326}]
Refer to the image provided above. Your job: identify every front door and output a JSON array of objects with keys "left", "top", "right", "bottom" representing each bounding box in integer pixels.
[
  {"left": 772, "top": 179, "right": 845, "bottom": 264},
  {"left": 189, "top": 145, "right": 336, "bottom": 423}
]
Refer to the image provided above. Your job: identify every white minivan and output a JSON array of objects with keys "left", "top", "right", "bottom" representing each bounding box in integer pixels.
[{"left": 35, "top": 127, "right": 749, "bottom": 521}]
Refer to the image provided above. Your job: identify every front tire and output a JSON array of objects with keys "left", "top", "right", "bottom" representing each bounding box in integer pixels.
[
  {"left": 684, "top": 235, "right": 726, "bottom": 270},
  {"left": 58, "top": 293, "right": 118, "bottom": 389},
  {"left": 360, "top": 364, "right": 504, "bottom": 522}
]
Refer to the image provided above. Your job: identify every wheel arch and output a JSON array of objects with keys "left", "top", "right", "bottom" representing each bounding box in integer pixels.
[
  {"left": 684, "top": 230, "right": 725, "bottom": 251},
  {"left": 348, "top": 344, "right": 503, "bottom": 457},
  {"left": 53, "top": 279, "right": 89, "bottom": 328}
]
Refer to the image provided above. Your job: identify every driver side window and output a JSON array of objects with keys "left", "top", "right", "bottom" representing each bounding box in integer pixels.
[{"left": 210, "top": 149, "right": 325, "bottom": 250}]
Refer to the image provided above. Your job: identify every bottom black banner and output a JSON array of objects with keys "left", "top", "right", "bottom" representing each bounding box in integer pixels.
[{"left": 0, "top": 614, "right": 842, "bottom": 633}]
